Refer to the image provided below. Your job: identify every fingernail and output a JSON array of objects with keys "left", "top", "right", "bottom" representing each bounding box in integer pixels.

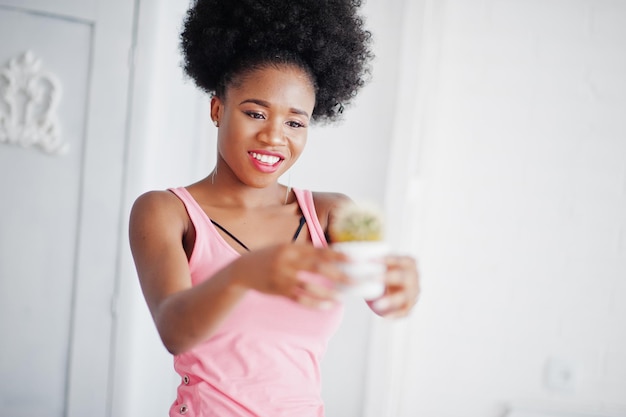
[{"left": 319, "top": 301, "right": 335, "bottom": 310}]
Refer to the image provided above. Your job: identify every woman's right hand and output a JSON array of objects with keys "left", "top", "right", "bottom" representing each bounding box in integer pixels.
[{"left": 229, "top": 244, "right": 352, "bottom": 309}]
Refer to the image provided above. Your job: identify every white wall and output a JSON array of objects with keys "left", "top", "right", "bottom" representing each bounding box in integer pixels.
[
  {"left": 312, "top": 1, "right": 407, "bottom": 416},
  {"left": 373, "top": 0, "right": 626, "bottom": 416},
  {"left": 111, "top": 1, "right": 405, "bottom": 416},
  {"left": 111, "top": 0, "right": 212, "bottom": 415}
]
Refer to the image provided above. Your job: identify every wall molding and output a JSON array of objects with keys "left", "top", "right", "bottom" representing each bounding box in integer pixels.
[{"left": 0, "top": 51, "right": 67, "bottom": 155}]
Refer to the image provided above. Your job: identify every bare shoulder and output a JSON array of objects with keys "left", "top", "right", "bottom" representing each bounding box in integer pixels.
[
  {"left": 311, "top": 191, "right": 352, "bottom": 230},
  {"left": 129, "top": 189, "right": 189, "bottom": 236},
  {"left": 312, "top": 191, "right": 352, "bottom": 209},
  {"left": 131, "top": 189, "right": 183, "bottom": 216}
]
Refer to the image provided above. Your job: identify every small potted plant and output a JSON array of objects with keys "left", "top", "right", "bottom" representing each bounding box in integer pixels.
[{"left": 329, "top": 202, "right": 388, "bottom": 300}]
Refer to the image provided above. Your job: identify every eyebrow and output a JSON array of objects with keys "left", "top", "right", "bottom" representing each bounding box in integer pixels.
[{"left": 239, "top": 98, "right": 310, "bottom": 118}]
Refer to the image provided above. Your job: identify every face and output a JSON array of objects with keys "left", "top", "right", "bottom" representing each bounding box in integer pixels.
[{"left": 211, "top": 64, "right": 316, "bottom": 189}]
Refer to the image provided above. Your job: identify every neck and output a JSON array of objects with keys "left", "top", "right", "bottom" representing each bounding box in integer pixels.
[{"left": 204, "top": 167, "right": 290, "bottom": 209}]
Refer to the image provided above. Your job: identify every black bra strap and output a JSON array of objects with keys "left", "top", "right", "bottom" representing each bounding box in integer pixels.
[
  {"left": 292, "top": 215, "right": 307, "bottom": 241},
  {"left": 211, "top": 215, "right": 307, "bottom": 252},
  {"left": 210, "top": 219, "right": 250, "bottom": 252}
]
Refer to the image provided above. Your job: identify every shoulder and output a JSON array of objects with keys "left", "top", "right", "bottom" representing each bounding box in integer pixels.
[
  {"left": 311, "top": 191, "right": 352, "bottom": 230},
  {"left": 129, "top": 189, "right": 189, "bottom": 235},
  {"left": 311, "top": 191, "right": 351, "bottom": 210},
  {"left": 131, "top": 189, "right": 183, "bottom": 214}
]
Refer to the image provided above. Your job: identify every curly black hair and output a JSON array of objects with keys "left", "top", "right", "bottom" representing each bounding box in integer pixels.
[{"left": 180, "top": 0, "right": 373, "bottom": 123}]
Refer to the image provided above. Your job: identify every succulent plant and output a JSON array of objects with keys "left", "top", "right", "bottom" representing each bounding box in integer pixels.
[{"left": 329, "top": 201, "right": 384, "bottom": 242}]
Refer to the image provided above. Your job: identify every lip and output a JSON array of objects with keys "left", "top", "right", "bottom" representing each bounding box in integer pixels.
[{"left": 248, "top": 150, "right": 285, "bottom": 173}]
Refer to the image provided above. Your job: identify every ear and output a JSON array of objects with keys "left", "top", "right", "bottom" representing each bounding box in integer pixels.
[{"left": 210, "top": 96, "right": 223, "bottom": 125}]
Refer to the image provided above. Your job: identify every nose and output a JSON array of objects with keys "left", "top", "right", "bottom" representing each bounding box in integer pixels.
[{"left": 258, "top": 120, "right": 286, "bottom": 146}]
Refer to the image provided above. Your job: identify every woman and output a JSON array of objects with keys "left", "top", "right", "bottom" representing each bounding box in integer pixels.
[{"left": 129, "top": 1, "right": 420, "bottom": 416}]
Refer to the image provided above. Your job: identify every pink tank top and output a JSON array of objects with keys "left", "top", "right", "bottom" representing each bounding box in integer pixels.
[{"left": 168, "top": 187, "right": 344, "bottom": 417}]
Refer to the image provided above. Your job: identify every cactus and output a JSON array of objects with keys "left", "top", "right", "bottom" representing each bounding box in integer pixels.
[{"left": 329, "top": 202, "right": 384, "bottom": 242}]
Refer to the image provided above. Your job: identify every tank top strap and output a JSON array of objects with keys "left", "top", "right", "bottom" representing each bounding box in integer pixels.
[
  {"left": 168, "top": 187, "right": 208, "bottom": 226},
  {"left": 293, "top": 188, "right": 328, "bottom": 248}
]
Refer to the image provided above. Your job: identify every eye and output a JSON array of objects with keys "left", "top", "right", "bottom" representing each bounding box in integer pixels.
[
  {"left": 244, "top": 111, "right": 265, "bottom": 120},
  {"left": 286, "top": 120, "right": 307, "bottom": 129}
]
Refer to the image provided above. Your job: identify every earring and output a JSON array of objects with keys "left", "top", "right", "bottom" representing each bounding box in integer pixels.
[
  {"left": 213, "top": 120, "right": 219, "bottom": 127},
  {"left": 284, "top": 172, "right": 292, "bottom": 205}
]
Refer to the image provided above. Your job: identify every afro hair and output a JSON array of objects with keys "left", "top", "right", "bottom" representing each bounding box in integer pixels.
[{"left": 180, "top": 0, "right": 374, "bottom": 123}]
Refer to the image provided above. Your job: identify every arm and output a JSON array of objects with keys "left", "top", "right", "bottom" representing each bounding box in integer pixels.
[
  {"left": 129, "top": 190, "right": 244, "bottom": 355},
  {"left": 129, "top": 191, "right": 350, "bottom": 355}
]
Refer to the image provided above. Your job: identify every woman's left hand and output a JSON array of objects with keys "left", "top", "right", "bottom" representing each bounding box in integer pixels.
[{"left": 367, "top": 255, "right": 420, "bottom": 318}]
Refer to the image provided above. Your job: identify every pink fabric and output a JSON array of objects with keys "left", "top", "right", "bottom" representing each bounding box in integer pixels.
[{"left": 167, "top": 187, "right": 343, "bottom": 417}]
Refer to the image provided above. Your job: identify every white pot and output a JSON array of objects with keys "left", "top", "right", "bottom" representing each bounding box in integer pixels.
[{"left": 331, "top": 241, "right": 389, "bottom": 300}]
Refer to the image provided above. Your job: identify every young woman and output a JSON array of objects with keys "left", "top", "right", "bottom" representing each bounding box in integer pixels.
[{"left": 129, "top": 1, "right": 420, "bottom": 416}]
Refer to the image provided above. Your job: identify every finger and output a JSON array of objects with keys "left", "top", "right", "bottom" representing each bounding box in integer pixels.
[
  {"left": 383, "top": 255, "right": 417, "bottom": 270},
  {"left": 377, "top": 309, "right": 411, "bottom": 319},
  {"left": 370, "top": 291, "right": 409, "bottom": 315},
  {"left": 273, "top": 245, "right": 347, "bottom": 269},
  {"left": 315, "top": 262, "right": 353, "bottom": 284},
  {"left": 271, "top": 246, "right": 352, "bottom": 287},
  {"left": 382, "top": 257, "right": 420, "bottom": 300},
  {"left": 384, "top": 268, "right": 409, "bottom": 287},
  {"left": 295, "top": 256, "right": 352, "bottom": 284},
  {"left": 383, "top": 268, "right": 419, "bottom": 298},
  {"left": 296, "top": 246, "right": 349, "bottom": 263},
  {"left": 290, "top": 287, "right": 340, "bottom": 310},
  {"left": 295, "top": 275, "right": 342, "bottom": 301}
]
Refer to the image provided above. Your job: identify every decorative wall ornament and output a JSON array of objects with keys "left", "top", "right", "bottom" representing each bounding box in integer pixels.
[{"left": 0, "top": 51, "right": 67, "bottom": 155}]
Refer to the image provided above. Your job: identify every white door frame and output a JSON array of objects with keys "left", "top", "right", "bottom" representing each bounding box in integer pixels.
[{"left": 64, "top": 0, "right": 137, "bottom": 415}]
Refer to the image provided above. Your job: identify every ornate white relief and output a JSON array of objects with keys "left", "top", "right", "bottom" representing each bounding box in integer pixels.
[{"left": 0, "top": 51, "right": 67, "bottom": 155}]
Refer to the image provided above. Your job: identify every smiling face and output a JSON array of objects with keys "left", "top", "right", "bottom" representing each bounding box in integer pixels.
[{"left": 211, "top": 64, "right": 316, "bottom": 189}]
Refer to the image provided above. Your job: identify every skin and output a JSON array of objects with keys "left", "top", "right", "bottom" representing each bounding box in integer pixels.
[{"left": 129, "top": 64, "right": 420, "bottom": 355}]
